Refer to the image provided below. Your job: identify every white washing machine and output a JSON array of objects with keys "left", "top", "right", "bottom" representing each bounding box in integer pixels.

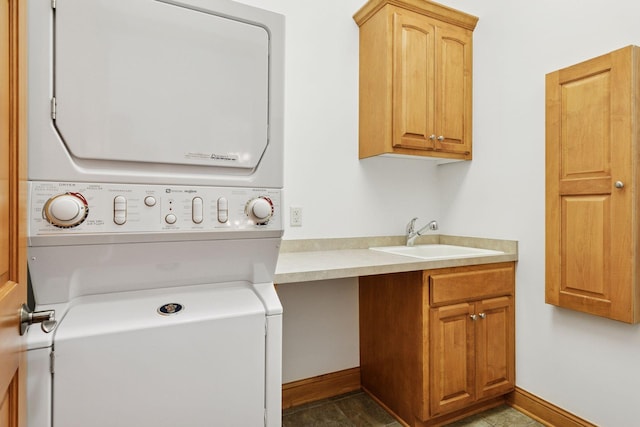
[{"left": 24, "top": 1, "right": 285, "bottom": 426}]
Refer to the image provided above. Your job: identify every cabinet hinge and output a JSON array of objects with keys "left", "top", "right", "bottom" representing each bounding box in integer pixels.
[
  {"left": 49, "top": 351, "right": 55, "bottom": 374},
  {"left": 51, "top": 97, "right": 57, "bottom": 120}
]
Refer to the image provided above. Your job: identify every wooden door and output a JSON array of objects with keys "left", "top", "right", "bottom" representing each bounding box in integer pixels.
[
  {"left": 392, "top": 10, "right": 435, "bottom": 151},
  {"left": 433, "top": 21, "right": 472, "bottom": 156},
  {"left": 474, "top": 296, "right": 514, "bottom": 400},
  {"left": 429, "top": 302, "right": 475, "bottom": 416},
  {"left": 0, "top": 1, "right": 27, "bottom": 426},
  {"left": 546, "top": 46, "right": 638, "bottom": 323}
]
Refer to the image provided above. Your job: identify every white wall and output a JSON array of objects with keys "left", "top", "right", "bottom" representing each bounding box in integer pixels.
[{"left": 237, "top": 0, "right": 640, "bottom": 425}]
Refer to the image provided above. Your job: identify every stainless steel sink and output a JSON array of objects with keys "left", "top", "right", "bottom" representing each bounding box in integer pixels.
[{"left": 369, "top": 244, "right": 504, "bottom": 260}]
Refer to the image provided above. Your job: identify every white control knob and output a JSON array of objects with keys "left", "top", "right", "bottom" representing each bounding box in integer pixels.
[
  {"left": 42, "top": 192, "right": 89, "bottom": 228},
  {"left": 245, "top": 196, "right": 274, "bottom": 224}
]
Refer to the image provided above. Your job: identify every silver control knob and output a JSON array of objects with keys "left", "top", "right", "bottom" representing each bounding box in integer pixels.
[
  {"left": 245, "top": 196, "right": 274, "bottom": 224},
  {"left": 42, "top": 192, "right": 89, "bottom": 228}
]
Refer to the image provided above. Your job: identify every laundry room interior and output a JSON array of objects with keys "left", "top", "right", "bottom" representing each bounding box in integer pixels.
[{"left": 3, "top": 0, "right": 640, "bottom": 426}]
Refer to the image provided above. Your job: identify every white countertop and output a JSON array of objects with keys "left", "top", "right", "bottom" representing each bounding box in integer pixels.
[{"left": 274, "top": 235, "right": 518, "bottom": 284}]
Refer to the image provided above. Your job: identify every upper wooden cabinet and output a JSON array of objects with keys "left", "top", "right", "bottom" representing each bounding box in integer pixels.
[
  {"left": 354, "top": 0, "right": 478, "bottom": 161},
  {"left": 546, "top": 46, "right": 640, "bottom": 323}
]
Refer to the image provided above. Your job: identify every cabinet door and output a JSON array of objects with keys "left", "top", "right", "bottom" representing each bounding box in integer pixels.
[
  {"left": 392, "top": 11, "right": 435, "bottom": 151},
  {"left": 434, "top": 22, "right": 473, "bottom": 155},
  {"left": 429, "top": 302, "right": 475, "bottom": 416},
  {"left": 546, "top": 47, "right": 636, "bottom": 323},
  {"left": 475, "top": 296, "right": 514, "bottom": 400}
]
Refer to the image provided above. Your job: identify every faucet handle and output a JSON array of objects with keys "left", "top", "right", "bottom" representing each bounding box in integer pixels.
[{"left": 406, "top": 217, "right": 418, "bottom": 234}]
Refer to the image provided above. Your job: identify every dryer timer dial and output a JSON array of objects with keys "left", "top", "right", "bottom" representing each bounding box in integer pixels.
[
  {"left": 245, "top": 196, "right": 274, "bottom": 224},
  {"left": 42, "top": 192, "right": 89, "bottom": 228}
]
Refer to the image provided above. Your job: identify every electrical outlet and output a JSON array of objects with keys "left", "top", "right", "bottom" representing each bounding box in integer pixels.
[{"left": 290, "top": 207, "right": 302, "bottom": 227}]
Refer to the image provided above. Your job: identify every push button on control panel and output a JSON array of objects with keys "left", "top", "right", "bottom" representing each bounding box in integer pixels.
[
  {"left": 192, "top": 197, "right": 203, "bottom": 224},
  {"left": 113, "top": 195, "right": 127, "bottom": 225},
  {"left": 144, "top": 196, "right": 156, "bottom": 207},
  {"left": 217, "top": 197, "right": 229, "bottom": 223},
  {"left": 165, "top": 213, "right": 177, "bottom": 225}
]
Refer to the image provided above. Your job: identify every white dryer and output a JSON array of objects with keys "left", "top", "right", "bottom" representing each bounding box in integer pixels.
[
  {"left": 28, "top": 0, "right": 284, "bottom": 187},
  {"left": 24, "top": 0, "right": 285, "bottom": 426}
]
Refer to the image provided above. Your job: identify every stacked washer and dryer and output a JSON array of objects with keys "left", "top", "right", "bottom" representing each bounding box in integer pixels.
[{"left": 24, "top": 0, "right": 284, "bottom": 426}]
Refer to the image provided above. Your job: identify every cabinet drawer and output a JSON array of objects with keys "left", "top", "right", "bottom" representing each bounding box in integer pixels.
[{"left": 429, "top": 264, "right": 514, "bottom": 306}]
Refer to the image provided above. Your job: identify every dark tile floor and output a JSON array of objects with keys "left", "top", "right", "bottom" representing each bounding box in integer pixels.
[{"left": 282, "top": 391, "right": 545, "bottom": 427}]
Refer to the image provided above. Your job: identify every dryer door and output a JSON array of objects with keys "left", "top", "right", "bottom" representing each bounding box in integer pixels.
[{"left": 54, "top": 0, "right": 270, "bottom": 170}]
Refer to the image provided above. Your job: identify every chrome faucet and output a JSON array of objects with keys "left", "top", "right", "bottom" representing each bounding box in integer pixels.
[{"left": 406, "top": 217, "right": 438, "bottom": 246}]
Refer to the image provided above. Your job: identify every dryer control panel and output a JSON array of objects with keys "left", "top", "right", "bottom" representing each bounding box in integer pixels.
[{"left": 28, "top": 181, "right": 282, "bottom": 245}]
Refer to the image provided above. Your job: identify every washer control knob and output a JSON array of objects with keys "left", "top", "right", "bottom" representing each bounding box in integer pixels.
[
  {"left": 245, "top": 196, "right": 274, "bottom": 224},
  {"left": 42, "top": 193, "right": 89, "bottom": 228}
]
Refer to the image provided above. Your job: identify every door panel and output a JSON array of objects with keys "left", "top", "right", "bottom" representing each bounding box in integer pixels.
[
  {"left": 562, "top": 196, "right": 609, "bottom": 298},
  {"left": 546, "top": 47, "right": 634, "bottom": 322},
  {"left": 434, "top": 23, "right": 472, "bottom": 154},
  {"left": 56, "top": 0, "right": 270, "bottom": 170},
  {"left": 1, "top": 1, "right": 27, "bottom": 426},
  {"left": 430, "top": 302, "right": 474, "bottom": 416},
  {"left": 393, "top": 12, "right": 435, "bottom": 150},
  {"left": 561, "top": 72, "right": 610, "bottom": 178},
  {"left": 475, "top": 296, "right": 514, "bottom": 400}
]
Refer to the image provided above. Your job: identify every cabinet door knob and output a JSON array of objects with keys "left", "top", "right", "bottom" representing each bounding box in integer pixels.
[
  {"left": 478, "top": 312, "right": 486, "bottom": 319},
  {"left": 429, "top": 134, "right": 436, "bottom": 141},
  {"left": 470, "top": 314, "right": 478, "bottom": 321},
  {"left": 615, "top": 181, "right": 625, "bottom": 189},
  {"left": 437, "top": 135, "right": 445, "bottom": 141}
]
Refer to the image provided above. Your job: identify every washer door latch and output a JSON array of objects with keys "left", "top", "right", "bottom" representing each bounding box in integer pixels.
[{"left": 20, "top": 304, "right": 57, "bottom": 335}]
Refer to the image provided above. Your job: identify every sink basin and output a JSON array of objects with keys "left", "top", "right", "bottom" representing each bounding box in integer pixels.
[{"left": 370, "top": 244, "right": 504, "bottom": 260}]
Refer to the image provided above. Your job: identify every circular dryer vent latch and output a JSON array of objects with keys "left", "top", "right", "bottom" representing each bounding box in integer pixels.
[{"left": 157, "top": 303, "right": 184, "bottom": 316}]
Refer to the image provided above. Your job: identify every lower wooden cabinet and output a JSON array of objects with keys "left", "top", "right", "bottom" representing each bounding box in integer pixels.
[{"left": 360, "top": 262, "right": 515, "bottom": 426}]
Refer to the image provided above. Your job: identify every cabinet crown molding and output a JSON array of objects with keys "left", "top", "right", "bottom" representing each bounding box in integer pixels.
[{"left": 353, "top": 0, "right": 479, "bottom": 30}]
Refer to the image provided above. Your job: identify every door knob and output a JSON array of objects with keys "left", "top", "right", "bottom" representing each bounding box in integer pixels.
[
  {"left": 615, "top": 181, "right": 625, "bottom": 189},
  {"left": 470, "top": 314, "right": 478, "bottom": 321},
  {"left": 20, "top": 304, "right": 57, "bottom": 335}
]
